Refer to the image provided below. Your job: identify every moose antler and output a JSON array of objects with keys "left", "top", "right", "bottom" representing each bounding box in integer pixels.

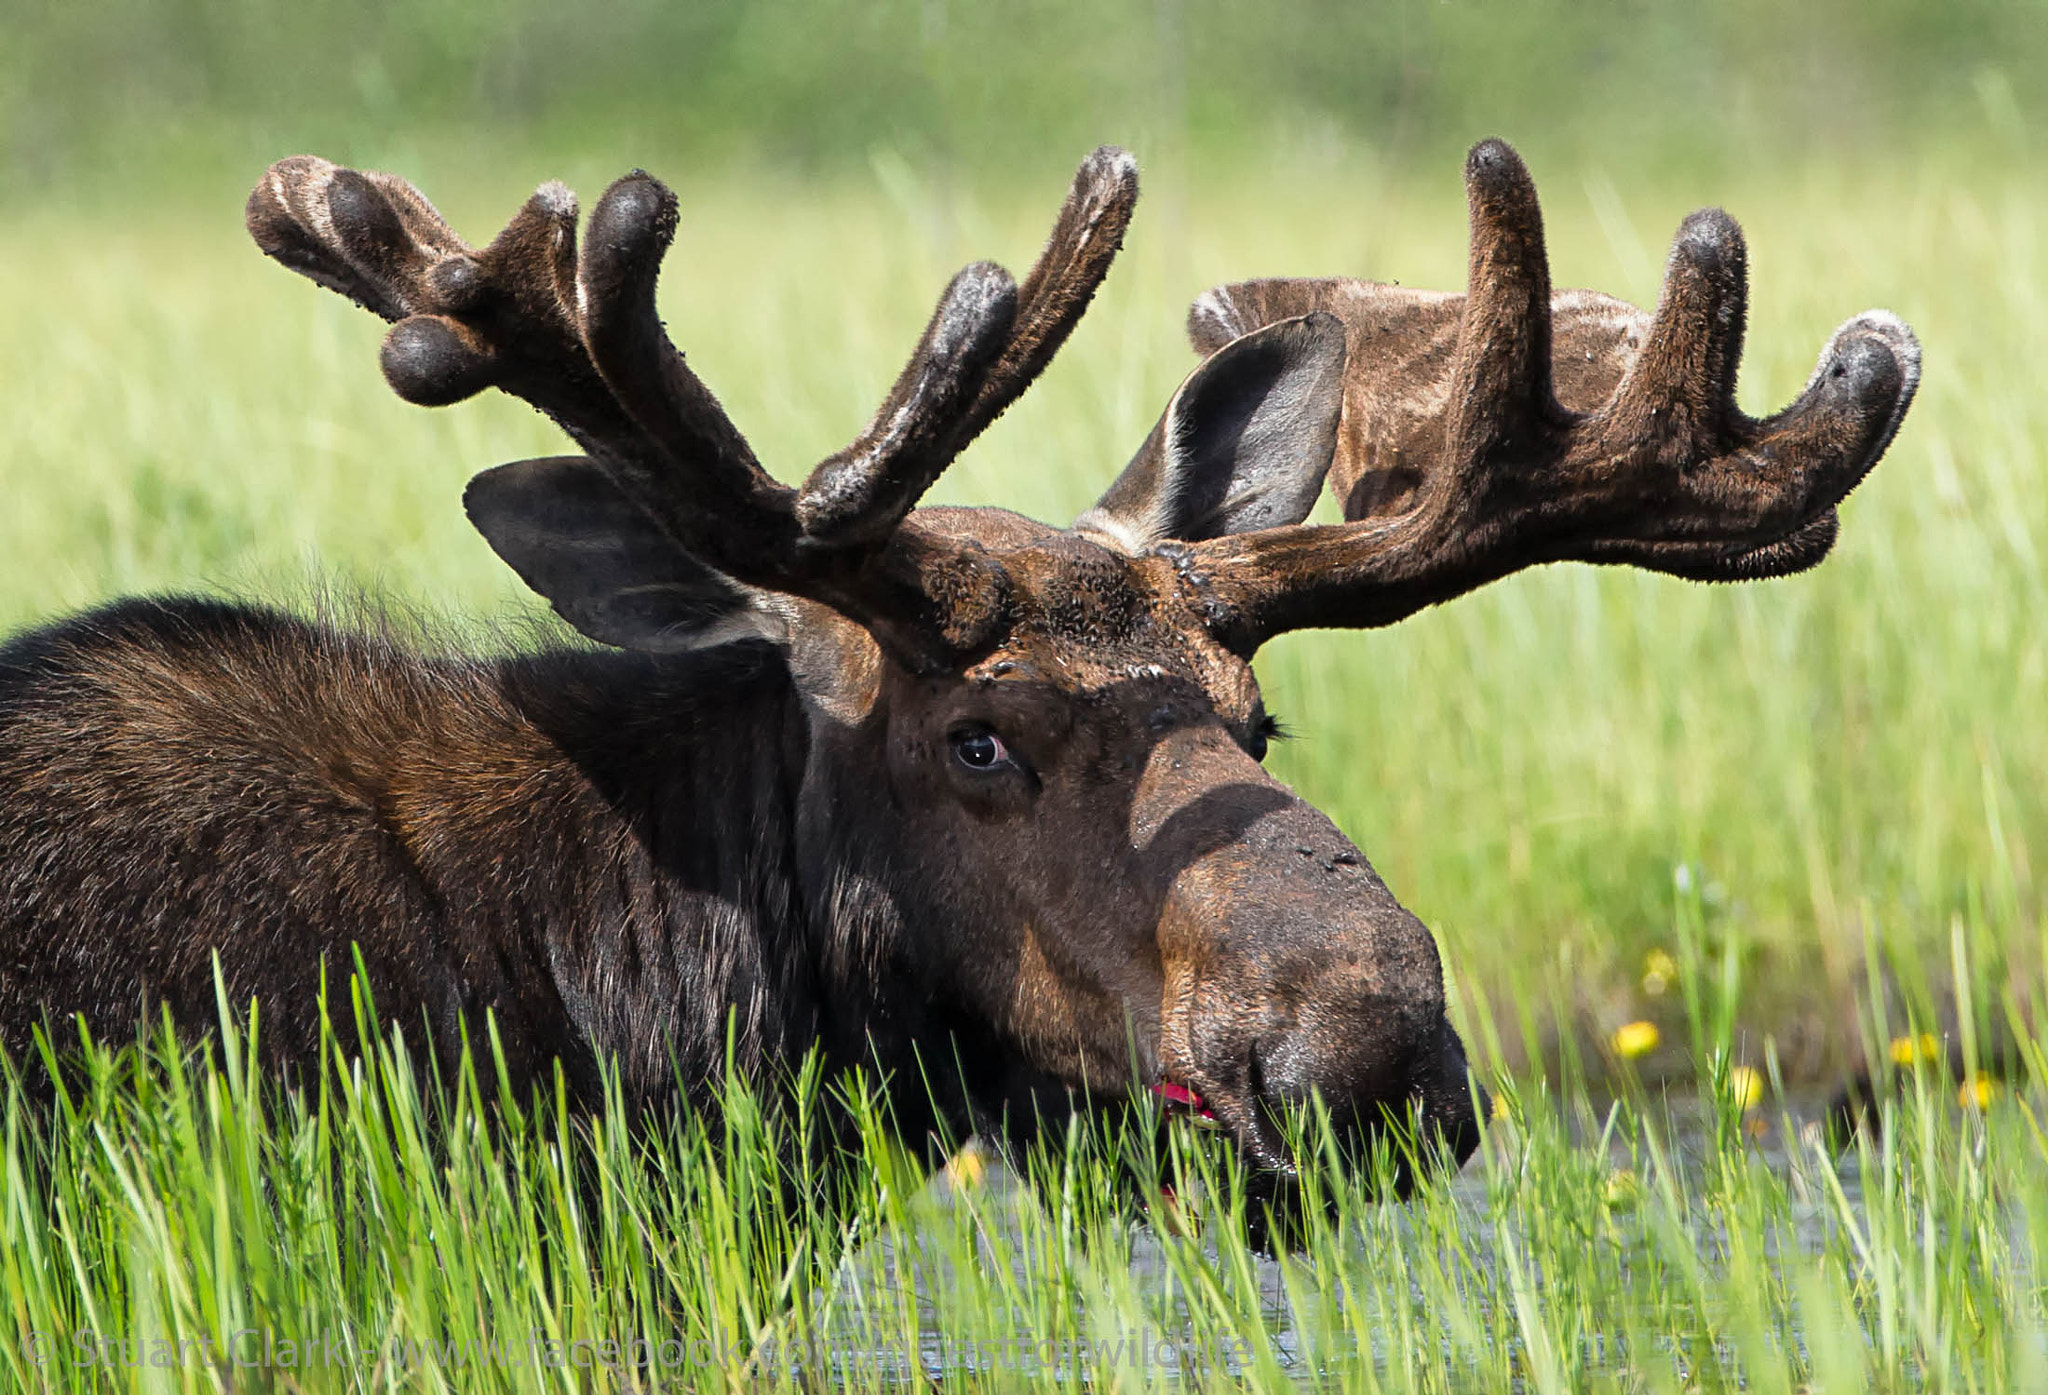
[
  {"left": 1176, "top": 140, "right": 1919, "bottom": 651},
  {"left": 799, "top": 150, "right": 1137, "bottom": 545},
  {"left": 247, "top": 148, "right": 1138, "bottom": 660}
]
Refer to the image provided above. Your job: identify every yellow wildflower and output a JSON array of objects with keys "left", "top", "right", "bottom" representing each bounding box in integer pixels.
[
  {"left": 1959, "top": 1073, "right": 1999, "bottom": 1111},
  {"left": 1889, "top": 1033, "right": 1942, "bottom": 1067},
  {"left": 1641, "top": 949, "right": 1678, "bottom": 998},
  {"left": 1611, "top": 1020, "right": 1661, "bottom": 1059},
  {"left": 943, "top": 1141, "right": 987, "bottom": 1190},
  {"left": 1726, "top": 1065, "right": 1765, "bottom": 1112}
]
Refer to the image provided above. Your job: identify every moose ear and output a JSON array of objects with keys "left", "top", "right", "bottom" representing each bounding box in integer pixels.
[
  {"left": 464, "top": 458, "right": 778, "bottom": 652},
  {"left": 1074, "top": 312, "right": 1347, "bottom": 551}
]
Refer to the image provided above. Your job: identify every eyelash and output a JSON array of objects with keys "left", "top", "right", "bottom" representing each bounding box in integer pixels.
[{"left": 1250, "top": 712, "right": 1288, "bottom": 761}]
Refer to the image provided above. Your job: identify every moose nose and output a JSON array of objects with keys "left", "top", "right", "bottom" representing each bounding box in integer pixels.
[{"left": 1252, "top": 1011, "right": 1484, "bottom": 1181}]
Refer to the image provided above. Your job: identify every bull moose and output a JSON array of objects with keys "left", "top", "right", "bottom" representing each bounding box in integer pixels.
[{"left": 0, "top": 141, "right": 1915, "bottom": 1215}]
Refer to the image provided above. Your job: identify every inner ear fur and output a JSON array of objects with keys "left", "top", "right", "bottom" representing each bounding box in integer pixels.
[{"left": 1074, "top": 313, "right": 1347, "bottom": 553}]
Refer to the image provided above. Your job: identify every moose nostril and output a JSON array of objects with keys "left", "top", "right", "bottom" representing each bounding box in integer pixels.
[
  {"left": 1248, "top": 1031, "right": 1311, "bottom": 1105},
  {"left": 1250, "top": 1007, "right": 1463, "bottom": 1120},
  {"left": 1251, "top": 1024, "right": 1405, "bottom": 1117}
]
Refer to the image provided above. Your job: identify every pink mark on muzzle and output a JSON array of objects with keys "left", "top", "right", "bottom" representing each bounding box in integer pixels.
[{"left": 1152, "top": 1080, "right": 1216, "bottom": 1121}]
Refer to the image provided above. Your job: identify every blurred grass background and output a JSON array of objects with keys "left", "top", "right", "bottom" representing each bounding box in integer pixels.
[{"left": 1, "top": 0, "right": 2041, "bottom": 1081}]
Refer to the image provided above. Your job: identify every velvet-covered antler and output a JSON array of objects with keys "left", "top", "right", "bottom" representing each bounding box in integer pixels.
[
  {"left": 1174, "top": 139, "right": 1919, "bottom": 651},
  {"left": 247, "top": 148, "right": 1139, "bottom": 662}
]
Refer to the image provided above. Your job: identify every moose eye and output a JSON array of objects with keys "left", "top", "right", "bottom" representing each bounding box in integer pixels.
[
  {"left": 1248, "top": 711, "right": 1287, "bottom": 763},
  {"left": 950, "top": 727, "right": 1012, "bottom": 772}
]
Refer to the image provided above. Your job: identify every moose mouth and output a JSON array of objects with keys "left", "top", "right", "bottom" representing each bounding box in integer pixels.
[
  {"left": 1142, "top": 1074, "right": 1409, "bottom": 1251},
  {"left": 1145, "top": 1027, "right": 1487, "bottom": 1239},
  {"left": 1151, "top": 1075, "right": 1290, "bottom": 1175}
]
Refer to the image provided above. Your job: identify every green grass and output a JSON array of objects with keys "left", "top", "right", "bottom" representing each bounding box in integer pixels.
[
  {"left": 1, "top": 102, "right": 2044, "bottom": 1390},
  {"left": 2, "top": 963, "right": 2045, "bottom": 1393}
]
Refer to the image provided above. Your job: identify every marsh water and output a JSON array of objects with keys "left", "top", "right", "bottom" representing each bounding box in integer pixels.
[{"left": 803, "top": 1091, "right": 1877, "bottom": 1386}]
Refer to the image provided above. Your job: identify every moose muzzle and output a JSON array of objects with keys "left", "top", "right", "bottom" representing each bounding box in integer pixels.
[{"left": 1141, "top": 727, "right": 1484, "bottom": 1196}]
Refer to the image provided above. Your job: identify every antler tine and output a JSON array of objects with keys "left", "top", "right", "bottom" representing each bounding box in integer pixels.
[
  {"left": 794, "top": 146, "right": 1139, "bottom": 546},
  {"left": 248, "top": 158, "right": 463, "bottom": 322},
  {"left": 1445, "top": 140, "right": 1561, "bottom": 462},
  {"left": 792, "top": 263, "right": 1020, "bottom": 545},
  {"left": 965, "top": 146, "right": 1140, "bottom": 434},
  {"left": 1177, "top": 139, "right": 1920, "bottom": 652},
  {"left": 1603, "top": 209, "right": 1748, "bottom": 434},
  {"left": 569, "top": 174, "right": 798, "bottom": 565}
]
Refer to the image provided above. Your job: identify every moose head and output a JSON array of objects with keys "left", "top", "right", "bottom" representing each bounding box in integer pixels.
[{"left": 229, "top": 139, "right": 1919, "bottom": 1215}]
